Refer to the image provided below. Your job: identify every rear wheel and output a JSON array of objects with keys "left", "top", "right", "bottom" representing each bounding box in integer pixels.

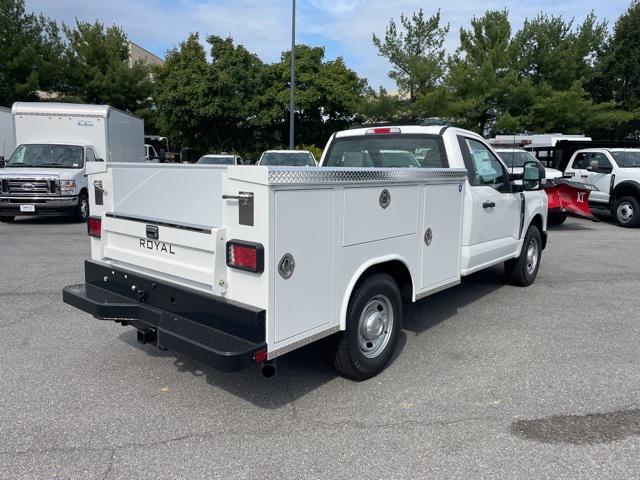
[
  {"left": 505, "top": 225, "right": 542, "bottom": 287},
  {"left": 75, "top": 194, "right": 89, "bottom": 223},
  {"left": 330, "top": 273, "right": 402, "bottom": 381},
  {"left": 612, "top": 196, "right": 640, "bottom": 228},
  {"left": 0, "top": 216, "right": 15, "bottom": 223},
  {"left": 548, "top": 212, "right": 567, "bottom": 225}
]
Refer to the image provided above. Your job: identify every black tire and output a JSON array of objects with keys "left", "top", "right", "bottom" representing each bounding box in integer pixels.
[
  {"left": 548, "top": 212, "right": 567, "bottom": 225},
  {"left": 0, "top": 216, "right": 15, "bottom": 223},
  {"left": 330, "top": 273, "right": 402, "bottom": 381},
  {"left": 505, "top": 225, "right": 542, "bottom": 287},
  {"left": 75, "top": 194, "right": 89, "bottom": 222},
  {"left": 611, "top": 196, "right": 640, "bottom": 228}
]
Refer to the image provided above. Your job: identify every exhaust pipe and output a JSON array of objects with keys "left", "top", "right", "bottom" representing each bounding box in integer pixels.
[{"left": 260, "top": 360, "right": 277, "bottom": 379}]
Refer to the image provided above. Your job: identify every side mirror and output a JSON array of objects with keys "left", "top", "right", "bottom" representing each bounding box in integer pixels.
[
  {"left": 523, "top": 161, "right": 545, "bottom": 191},
  {"left": 0, "top": 156, "right": 5, "bottom": 168},
  {"left": 96, "top": 158, "right": 104, "bottom": 162},
  {"left": 587, "top": 159, "right": 599, "bottom": 172}
]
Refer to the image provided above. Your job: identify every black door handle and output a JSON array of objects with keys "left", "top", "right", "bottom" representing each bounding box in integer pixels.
[{"left": 483, "top": 202, "right": 496, "bottom": 209}]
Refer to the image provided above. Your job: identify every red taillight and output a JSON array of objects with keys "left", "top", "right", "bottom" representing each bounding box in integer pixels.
[
  {"left": 87, "top": 216, "right": 102, "bottom": 238},
  {"left": 366, "top": 127, "right": 401, "bottom": 135},
  {"left": 226, "top": 240, "right": 264, "bottom": 273},
  {"left": 253, "top": 348, "right": 268, "bottom": 363}
]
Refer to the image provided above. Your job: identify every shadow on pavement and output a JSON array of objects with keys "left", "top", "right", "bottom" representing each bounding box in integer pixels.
[
  {"left": 114, "top": 269, "right": 510, "bottom": 408},
  {"left": 403, "top": 265, "right": 507, "bottom": 336},
  {"left": 547, "top": 221, "right": 597, "bottom": 231},
  {"left": 5, "top": 216, "right": 80, "bottom": 225}
]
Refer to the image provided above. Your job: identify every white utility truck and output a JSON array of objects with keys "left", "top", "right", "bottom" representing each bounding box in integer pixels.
[
  {"left": 63, "top": 125, "right": 548, "bottom": 380},
  {"left": 0, "top": 106, "right": 15, "bottom": 162},
  {"left": 564, "top": 148, "right": 640, "bottom": 227},
  {"left": 0, "top": 103, "right": 144, "bottom": 222}
]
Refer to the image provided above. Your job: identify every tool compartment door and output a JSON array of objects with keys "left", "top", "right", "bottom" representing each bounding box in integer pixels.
[
  {"left": 421, "top": 183, "right": 463, "bottom": 289},
  {"left": 342, "top": 185, "right": 419, "bottom": 246},
  {"left": 273, "top": 188, "right": 334, "bottom": 343}
]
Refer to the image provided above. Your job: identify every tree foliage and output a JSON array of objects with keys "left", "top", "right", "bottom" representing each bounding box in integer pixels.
[
  {"left": 4, "top": 0, "right": 640, "bottom": 150},
  {"left": 373, "top": 9, "right": 449, "bottom": 102},
  {"left": 62, "top": 20, "right": 152, "bottom": 111},
  {"left": 591, "top": 1, "right": 640, "bottom": 111},
  {"left": 0, "top": 0, "right": 65, "bottom": 105}
]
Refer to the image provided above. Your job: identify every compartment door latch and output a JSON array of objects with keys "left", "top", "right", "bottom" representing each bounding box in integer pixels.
[{"left": 222, "top": 192, "right": 254, "bottom": 226}]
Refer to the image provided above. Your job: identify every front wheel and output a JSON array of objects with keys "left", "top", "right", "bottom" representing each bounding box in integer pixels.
[
  {"left": 330, "top": 273, "right": 402, "bottom": 381},
  {"left": 75, "top": 194, "right": 89, "bottom": 223},
  {"left": 505, "top": 225, "right": 542, "bottom": 287},
  {"left": 0, "top": 216, "right": 15, "bottom": 223},
  {"left": 612, "top": 196, "right": 640, "bottom": 228}
]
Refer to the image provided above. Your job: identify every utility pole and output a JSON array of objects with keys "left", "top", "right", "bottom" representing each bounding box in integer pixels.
[{"left": 289, "top": 0, "right": 296, "bottom": 149}]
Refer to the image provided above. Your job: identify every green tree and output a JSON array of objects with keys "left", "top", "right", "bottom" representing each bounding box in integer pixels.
[
  {"left": 61, "top": 20, "right": 151, "bottom": 111},
  {"left": 359, "top": 87, "right": 407, "bottom": 123},
  {"left": 511, "top": 12, "right": 606, "bottom": 91},
  {"left": 256, "top": 45, "right": 368, "bottom": 149},
  {"left": 153, "top": 34, "right": 214, "bottom": 153},
  {"left": 154, "top": 34, "right": 265, "bottom": 154},
  {"left": 208, "top": 35, "right": 265, "bottom": 152},
  {"left": 591, "top": 1, "right": 640, "bottom": 110},
  {"left": 0, "top": 0, "right": 65, "bottom": 106},
  {"left": 373, "top": 9, "right": 449, "bottom": 103},
  {"left": 445, "top": 10, "right": 516, "bottom": 133}
]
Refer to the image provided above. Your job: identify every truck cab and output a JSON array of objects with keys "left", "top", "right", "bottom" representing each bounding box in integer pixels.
[
  {"left": 564, "top": 148, "right": 640, "bottom": 227},
  {"left": 0, "top": 142, "right": 94, "bottom": 222},
  {"left": 63, "top": 124, "right": 547, "bottom": 380}
]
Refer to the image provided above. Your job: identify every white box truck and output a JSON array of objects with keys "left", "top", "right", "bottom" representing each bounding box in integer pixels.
[
  {"left": 63, "top": 124, "right": 548, "bottom": 381},
  {"left": 0, "top": 102, "right": 144, "bottom": 223},
  {"left": 0, "top": 106, "right": 15, "bottom": 161}
]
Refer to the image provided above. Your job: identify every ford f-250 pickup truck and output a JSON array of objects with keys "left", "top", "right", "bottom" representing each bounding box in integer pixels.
[
  {"left": 565, "top": 148, "right": 640, "bottom": 227},
  {"left": 63, "top": 124, "right": 547, "bottom": 380}
]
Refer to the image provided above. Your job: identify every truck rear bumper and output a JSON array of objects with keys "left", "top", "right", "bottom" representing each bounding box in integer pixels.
[{"left": 62, "top": 261, "right": 267, "bottom": 372}]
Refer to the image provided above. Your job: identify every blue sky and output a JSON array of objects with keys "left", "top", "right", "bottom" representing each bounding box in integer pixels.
[{"left": 27, "top": 0, "right": 631, "bottom": 90}]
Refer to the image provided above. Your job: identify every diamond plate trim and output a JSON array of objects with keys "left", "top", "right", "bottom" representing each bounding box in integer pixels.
[{"left": 266, "top": 168, "right": 467, "bottom": 185}]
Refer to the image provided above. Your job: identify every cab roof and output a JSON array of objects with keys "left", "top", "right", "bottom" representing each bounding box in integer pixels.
[
  {"left": 575, "top": 148, "right": 640, "bottom": 153},
  {"left": 336, "top": 125, "right": 483, "bottom": 140},
  {"left": 262, "top": 150, "right": 313, "bottom": 154}
]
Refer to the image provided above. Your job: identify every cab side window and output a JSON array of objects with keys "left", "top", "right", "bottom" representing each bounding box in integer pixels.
[
  {"left": 572, "top": 153, "right": 588, "bottom": 169},
  {"left": 86, "top": 148, "right": 96, "bottom": 162},
  {"left": 458, "top": 137, "right": 510, "bottom": 193},
  {"left": 590, "top": 152, "right": 612, "bottom": 171}
]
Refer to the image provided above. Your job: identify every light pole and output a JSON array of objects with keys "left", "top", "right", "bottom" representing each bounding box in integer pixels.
[{"left": 289, "top": 0, "right": 296, "bottom": 149}]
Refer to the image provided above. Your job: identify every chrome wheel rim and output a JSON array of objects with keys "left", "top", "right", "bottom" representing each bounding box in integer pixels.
[
  {"left": 526, "top": 238, "right": 539, "bottom": 276},
  {"left": 617, "top": 202, "right": 634, "bottom": 224},
  {"left": 358, "top": 294, "right": 393, "bottom": 359},
  {"left": 80, "top": 199, "right": 89, "bottom": 218}
]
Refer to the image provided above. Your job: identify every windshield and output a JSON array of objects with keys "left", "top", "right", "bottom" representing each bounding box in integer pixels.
[
  {"left": 7, "top": 144, "right": 84, "bottom": 168},
  {"left": 496, "top": 150, "right": 536, "bottom": 168},
  {"left": 323, "top": 135, "right": 447, "bottom": 168},
  {"left": 198, "top": 156, "right": 235, "bottom": 165},
  {"left": 611, "top": 151, "right": 640, "bottom": 168},
  {"left": 260, "top": 152, "right": 315, "bottom": 166}
]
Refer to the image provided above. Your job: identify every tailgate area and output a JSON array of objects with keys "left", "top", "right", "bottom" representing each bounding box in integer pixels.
[{"left": 100, "top": 215, "right": 227, "bottom": 292}]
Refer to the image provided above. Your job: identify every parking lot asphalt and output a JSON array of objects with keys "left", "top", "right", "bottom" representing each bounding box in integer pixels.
[{"left": 0, "top": 215, "right": 639, "bottom": 479}]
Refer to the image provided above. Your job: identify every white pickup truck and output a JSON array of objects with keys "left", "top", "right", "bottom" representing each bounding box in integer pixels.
[
  {"left": 564, "top": 148, "right": 640, "bottom": 227},
  {"left": 63, "top": 125, "right": 548, "bottom": 380}
]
